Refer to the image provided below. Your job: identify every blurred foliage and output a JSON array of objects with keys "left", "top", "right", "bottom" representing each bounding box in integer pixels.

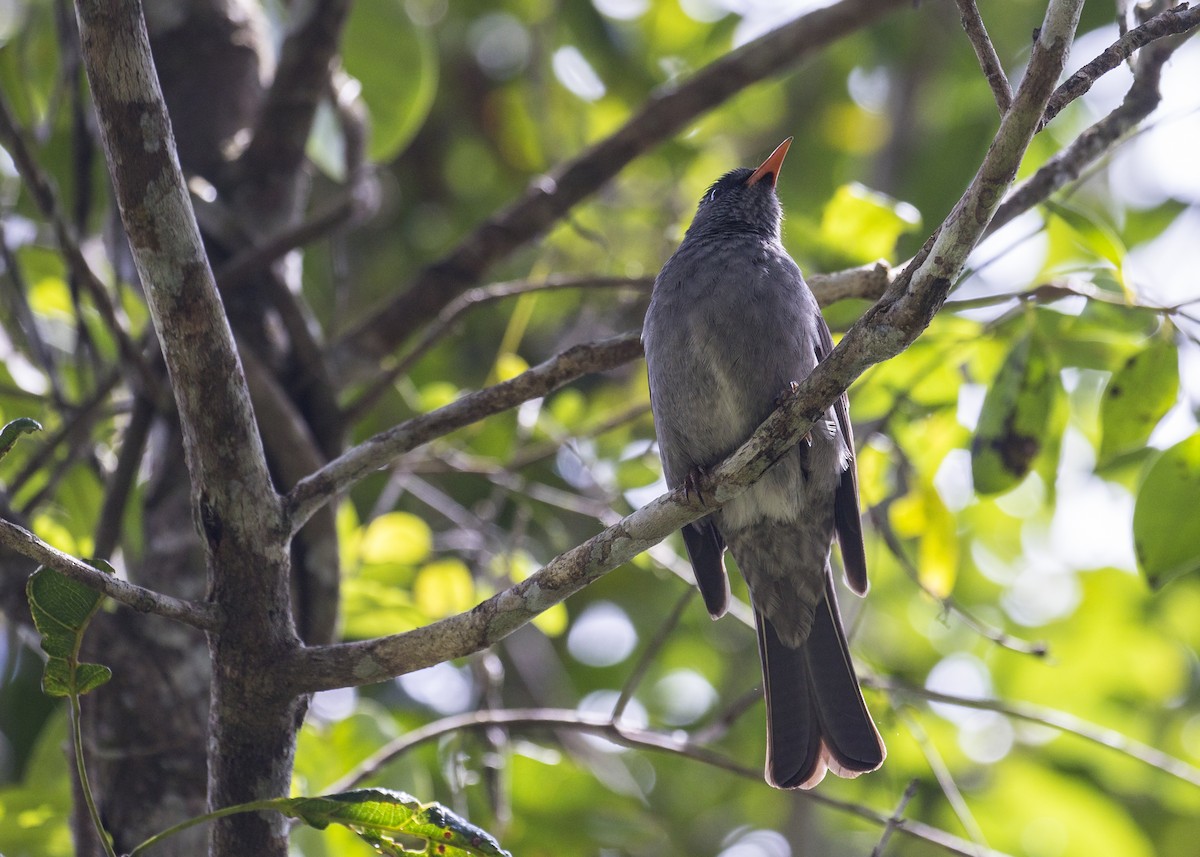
[{"left": 1, "top": 0, "right": 1200, "bottom": 856}]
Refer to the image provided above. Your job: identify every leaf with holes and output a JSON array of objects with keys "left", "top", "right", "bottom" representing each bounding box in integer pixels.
[
  {"left": 26, "top": 561, "right": 114, "bottom": 698},
  {"left": 281, "top": 789, "right": 511, "bottom": 857},
  {"left": 1099, "top": 332, "right": 1178, "bottom": 466}
]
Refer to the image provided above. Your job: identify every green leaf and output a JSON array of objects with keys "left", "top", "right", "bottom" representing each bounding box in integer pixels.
[
  {"left": 816, "top": 183, "right": 921, "bottom": 264},
  {"left": 972, "top": 331, "right": 1061, "bottom": 495},
  {"left": 1045, "top": 200, "right": 1126, "bottom": 273},
  {"left": 26, "top": 561, "right": 114, "bottom": 698},
  {"left": 341, "top": 0, "right": 437, "bottom": 164},
  {"left": 280, "top": 789, "right": 511, "bottom": 857},
  {"left": 0, "top": 417, "right": 42, "bottom": 461},
  {"left": 1133, "top": 433, "right": 1200, "bottom": 588},
  {"left": 1098, "top": 332, "right": 1178, "bottom": 466}
]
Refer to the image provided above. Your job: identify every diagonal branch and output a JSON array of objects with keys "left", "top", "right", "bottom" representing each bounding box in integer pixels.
[
  {"left": 287, "top": 332, "right": 644, "bottom": 534},
  {"left": 0, "top": 518, "right": 221, "bottom": 630},
  {"left": 330, "top": 0, "right": 913, "bottom": 372},
  {"left": 1041, "top": 2, "right": 1200, "bottom": 127},
  {"left": 284, "top": 0, "right": 1085, "bottom": 697}
]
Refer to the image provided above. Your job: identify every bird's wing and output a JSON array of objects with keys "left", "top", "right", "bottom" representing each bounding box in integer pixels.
[
  {"left": 815, "top": 320, "right": 868, "bottom": 595},
  {"left": 682, "top": 518, "right": 729, "bottom": 618},
  {"left": 647, "top": 359, "right": 731, "bottom": 618}
]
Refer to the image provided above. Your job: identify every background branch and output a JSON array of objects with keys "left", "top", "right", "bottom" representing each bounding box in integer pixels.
[{"left": 330, "top": 0, "right": 912, "bottom": 373}]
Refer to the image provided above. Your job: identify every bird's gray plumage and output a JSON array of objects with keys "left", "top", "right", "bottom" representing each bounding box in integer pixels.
[{"left": 642, "top": 141, "right": 884, "bottom": 789}]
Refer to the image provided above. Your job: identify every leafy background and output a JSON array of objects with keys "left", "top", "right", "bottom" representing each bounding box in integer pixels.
[{"left": 1, "top": 0, "right": 1200, "bottom": 855}]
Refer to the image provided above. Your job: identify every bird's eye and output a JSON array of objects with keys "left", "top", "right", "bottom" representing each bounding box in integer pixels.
[{"left": 707, "top": 188, "right": 720, "bottom": 203}]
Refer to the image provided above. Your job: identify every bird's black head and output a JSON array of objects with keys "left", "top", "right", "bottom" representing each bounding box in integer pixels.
[{"left": 684, "top": 138, "right": 791, "bottom": 241}]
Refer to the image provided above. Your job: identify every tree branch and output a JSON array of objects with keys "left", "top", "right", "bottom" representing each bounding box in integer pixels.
[
  {"left": 76, "top": 0, "right": 284, "bottom": 550},
  {"left": 284, "top": 0, "right": 1084, "bottom": 697},
  {"left": 1041, "top": 2, "right": 1200, "bottom": 127},
  {"left": 0, "top": 518, "right": 221, "bottom": 630},
  {"left": 955, "top": 0, "right": 1013, "bottom": 113},
  {"left": 330, "top": 0, "right": 913, "bottom": 372},
  {"left": 286, "top": 332, "right": 644, "bottom": 534},
  {"left": 322, "top": 707, "right": 1015, "bottom": 857}
]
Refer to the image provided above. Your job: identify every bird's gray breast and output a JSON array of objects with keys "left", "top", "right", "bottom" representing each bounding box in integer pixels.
[{"left": 644, "top": 236, "right": 847, "bottom": 527}]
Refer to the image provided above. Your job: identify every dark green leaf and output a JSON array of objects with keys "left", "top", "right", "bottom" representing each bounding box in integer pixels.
[
  {"left": 26, "top": 561, "right": 114, "bottom": 698},
  {"left": 972, "top": 330, "right": 1062, "bottom": 495},
  {"left": 0, "top": 417, "right": 42, "bottom": 461},
  {"left": 1133, "top": 433, "right": 1200, "bottom": 589}
]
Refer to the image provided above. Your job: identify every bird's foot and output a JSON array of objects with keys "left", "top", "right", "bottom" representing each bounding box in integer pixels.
[{"left": 682, "top": 467, "right": 710, "bottom": 505}]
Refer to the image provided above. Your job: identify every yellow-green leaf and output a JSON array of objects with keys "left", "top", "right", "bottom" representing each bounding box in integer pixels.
[
  {"left": 1133, "top": 433, "right": 1200, "bottom": 589},
  {"left": 1099, "top": 333, "right": 1178, "bottom": 466},
  {"left": 413, "top": 559, "right": 475, "bottom": 618},
  {"left": 360, "top": 512, "right": 432, "bottom": 566},
  {"left": 817, "top": 182, "right": 921, "bottom": 264}
]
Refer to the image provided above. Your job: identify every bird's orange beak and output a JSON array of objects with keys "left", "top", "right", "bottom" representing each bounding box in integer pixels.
[{"left": 746, "top": 137, "right": 793, "bottom": 188}]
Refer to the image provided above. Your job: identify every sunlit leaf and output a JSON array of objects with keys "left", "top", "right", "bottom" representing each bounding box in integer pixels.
[
  {"left": 1133, "top": 433, "right": 1200, "bottom": 589},
  {"left": 817, "top": 182, "right": 921, "bottom": 264},
  {"left": 413, "top": 559, "right": 475, "bottom": 618},
  {"left": 360, "top": 512, "right": 432, "bottom": 566},
  {"left": 1098, "top": 331, "right": 1178, "bottom": 466},
  {"left": 972, "top": 330, "right": 1062, "bottom": 495}
]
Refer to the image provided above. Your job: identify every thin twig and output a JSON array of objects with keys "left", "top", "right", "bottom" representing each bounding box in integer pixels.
[
  {"left": 899, "top": 709, "right": 989, "bottom": 856},
  {"left": 868, "top": 506, "right": 1049, "bottom": 657},
  {"left": 288, "top": 332, "right": 644, "bottom": 534},
  {"left": 955, "top": 0, "right": 1013, "bottom": 113},
  {"left": 871, "top": 779, "right": 920, "bottom": 857},
  {"left": 344, "top": 276, "right": 649, "bottom": 423},
  {"left": 612, "top": 587, "right": 694, "bottom": 721},
  {"left": 873, "top": 678, "right": 1200, "bottom": 788},
  {"left": 0, "top": 89, "right": 160, "bottom": 397}
]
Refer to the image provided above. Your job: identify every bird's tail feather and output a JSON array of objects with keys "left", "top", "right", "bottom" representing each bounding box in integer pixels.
[{"left": 756, "top": 577, "right": 885, "bottom": 789}]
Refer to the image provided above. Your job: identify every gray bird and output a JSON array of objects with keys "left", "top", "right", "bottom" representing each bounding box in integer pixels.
[{"left": 642, "top": 139, "right": 885, "bottom": 789}]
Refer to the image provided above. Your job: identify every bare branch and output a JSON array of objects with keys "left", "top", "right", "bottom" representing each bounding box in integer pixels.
[
  {"left": 871, "top": 780, "right": 920, "bottom": 857},
  {"left": 993, "top": 10, "right": 1198, "bottom": 235},
  {"left": 287, "top": 333, "right": 644, "bottom": 534},
  {"left": 77, "top": 0, "right": 284, "bottom": 542},
  {"left": 323, "top": 707, "right": 1015, "bottom": 857},
  {"left": 330, "top": 0, "right": 913, "bottom": 372},
  {"left": 955, "top": 0, "right": 1013, "bottom": 113},
  {"left": 285, "top": 0, "right": 1084, "bottom": 698},
  {"left": 0, "top": 518, "right": 221, "bottom": 630},
  {"left": 1041, "top": 3, "right": 1200, "bottom": 127}
]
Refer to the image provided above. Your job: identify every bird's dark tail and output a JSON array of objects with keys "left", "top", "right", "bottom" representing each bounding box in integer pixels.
[{"left": 756, "top": 576, "right": 885, "bottom": 789}]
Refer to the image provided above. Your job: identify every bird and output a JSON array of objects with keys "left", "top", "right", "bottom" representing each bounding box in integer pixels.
[{"left": 642, "top": 138, "right": 885, "bottom": 789}]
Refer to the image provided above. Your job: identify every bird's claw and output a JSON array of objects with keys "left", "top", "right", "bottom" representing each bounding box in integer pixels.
[
  {"left": 682, "top": 467, "right": 710, "bottom": 505},
  {"left": 775, "top": 380, "right": 800, "bottom": 408}
]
